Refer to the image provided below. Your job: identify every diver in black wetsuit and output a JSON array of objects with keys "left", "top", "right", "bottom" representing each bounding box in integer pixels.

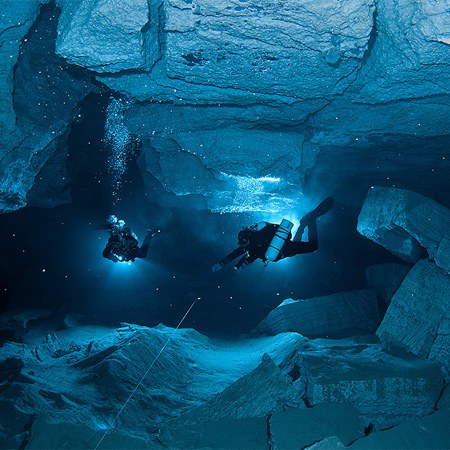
[
  {"left": 103, "top": 215, "right": 156, "bottom": 263},
  {"left": 212, "top": 197, "right": 334, "bottom": 272}
]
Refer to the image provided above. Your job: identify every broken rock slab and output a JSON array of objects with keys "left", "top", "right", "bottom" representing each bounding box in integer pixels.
[
  {"left": 173, "top": 353, "right": 303, "bottom": 423},
  {"left": 357, "top": 187, "right": 450, "bottom": 268},
  {"left": 377, "top": 258, "right": 450, "bottom": 379},
  {"left": 349, "top": 409, "right": 450, "bottom": 449},
  {"left": 365, "top": 263, "right": 411, "bottom": 306},
  {"left": 256, "top": 290, "right": 379, "bottom": 338},
  {"left": 302, "top": 342, "right": 443, "bottom": 429}
]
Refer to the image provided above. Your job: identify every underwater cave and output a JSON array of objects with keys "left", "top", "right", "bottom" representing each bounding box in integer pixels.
[{"left": 0, "top": 0, "right": 449, "bottom": 448}]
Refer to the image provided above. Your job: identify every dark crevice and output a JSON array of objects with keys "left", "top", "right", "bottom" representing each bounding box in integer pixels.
[
  {"left": 266, "top": 414, "right": 273, "bottom": 450},
  {"left": 362, "top": 9, "right": 378, "bottom": 65}
]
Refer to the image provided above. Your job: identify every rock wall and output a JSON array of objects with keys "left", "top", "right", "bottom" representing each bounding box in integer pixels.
[{"left": 0, "top": 2, "right": 96, "bottom": 213}]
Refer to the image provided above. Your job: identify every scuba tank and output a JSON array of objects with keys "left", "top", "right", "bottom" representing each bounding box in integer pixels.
[{"left": 264, "top": 219, "right": 294, "bottom": 262}]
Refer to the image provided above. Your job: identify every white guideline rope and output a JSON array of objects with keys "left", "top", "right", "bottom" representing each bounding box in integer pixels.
[{"left": 94, "top": 298, "right": 199, "bottom": 449}]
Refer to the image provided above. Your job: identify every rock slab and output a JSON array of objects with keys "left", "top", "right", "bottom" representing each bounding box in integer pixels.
[
  {"left": 357, "top": 187, "right": 450, "bottom": 267},
  {"left": 377, "top": 258, "right": 450, "bottom": 378},
  {"left": 256, "top": 290, "right": 379, "bottom": 338}
]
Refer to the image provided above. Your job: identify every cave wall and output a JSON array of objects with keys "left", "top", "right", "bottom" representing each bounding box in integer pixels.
[{"left": 1, "top": 0, "right": 449, "bottom": 212}]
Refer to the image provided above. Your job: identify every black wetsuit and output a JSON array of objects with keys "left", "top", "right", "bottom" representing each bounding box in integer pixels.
[
  {"left": 103, "top": 229, "right": 152, "bottom": 263},
  {"left": 220, "top": 221, "right": 318, "bottom": 271}
]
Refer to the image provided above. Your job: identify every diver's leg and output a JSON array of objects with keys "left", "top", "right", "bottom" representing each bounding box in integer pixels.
[
  {"left": 281, "top": 234, "right": 318, "bottom": 259},
  {"left": 137, "top": 230, "right": 155, "bottom": 258},
  {"left": 294, "top": 197, "right": 334, "bottom": 241}
]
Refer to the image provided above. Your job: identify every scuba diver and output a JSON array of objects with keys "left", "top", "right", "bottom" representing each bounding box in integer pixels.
[
  {"left": 212, "top": 197, "right": 334, "bottom": 272},
  {"left": 103, "top": 215, "right": 156, "bottom": 263}
]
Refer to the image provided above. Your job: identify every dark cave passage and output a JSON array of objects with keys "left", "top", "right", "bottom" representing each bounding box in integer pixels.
[{"left": 1, "top": 92, "right": 408, "bottom": 336}]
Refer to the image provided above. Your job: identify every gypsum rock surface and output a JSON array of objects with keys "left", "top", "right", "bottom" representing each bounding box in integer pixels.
[
  {"left": 300, "top": 339, "right": 444, "bottom": 429},
  {"left": 0, "top": 323, "right": 307, "bottom": 443},
  {"left": 357, "top": 186, "right": 450, "bottom": 267},
  {"left": 56, "top": 0, "right": 153, "bottom": 73},
  {"left": 0, "top": 0, "right": 48, "bottom": 212},
  {"left": 96, "top": 0, "right": 450, "bottom": 145},
  {"left": 0, "top": 2, "right": 96, "bottom": 213},
  {"left": 2, "top": 0, "right": 450, "bottom": 213},
  {"left": 376, "top": 258, "right": 450, "bottom": 379},
  {"left": 90, "top": 0, "right": 374, "bottom": 102},
  {"left": 256, "top": 290, "right": 379, "bottom": 338},
  {"left": 0, "top": 320, "right": 445, "bottom": 447},
  {"left": 365, "top": 263, "right": 411, "bottom": 307}
]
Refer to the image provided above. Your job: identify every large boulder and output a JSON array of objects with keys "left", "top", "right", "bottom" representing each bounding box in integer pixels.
[
  {"left": 256, "top": 290, "right": 379, "bottom": 338},
  {"left": 173, "top": 353, "right": 303, "bottom": 423},
  {"left": 357, "top": 187, "right": 450, "bottom": 268},
  {"left": 302, "top": 341, "right": 444, "bottom": 429},
  {"left": 377, "top": 258, "right": 450, "bottom": 379}
]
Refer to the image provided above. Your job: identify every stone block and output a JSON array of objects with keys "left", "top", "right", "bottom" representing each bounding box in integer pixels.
[
  {"left": 376, "top": 258, "right": 450, "bottom": 377},
  {"left": 435, "top": 234, "right": 450, "bottom": 274},
  {"left": 256, "top": 290, "right": 379, "bottom": 338},
  {"left": 358, "top": 187, "right": 450, "bottom": 263},
  {"left": 303, "top": 343, "right": 443, "bottom": 428},
  {"left": 177, "top": 353, "right": 302, "bottom": 422}
]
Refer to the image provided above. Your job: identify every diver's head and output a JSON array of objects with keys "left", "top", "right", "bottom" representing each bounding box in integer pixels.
[{"left": 238, "top": 228, "right": 252, "bottom": 248}]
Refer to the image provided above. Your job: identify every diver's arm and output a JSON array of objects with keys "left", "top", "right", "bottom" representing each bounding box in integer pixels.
[
  {"left": 103, "top": 246, "right": 119, "bottom": 262},
  {"left": 212, "top": 247, "right": 246, "bottom": 272},
  {"left": 234, "top": 252, "right": 257, "bottom": 272},
  {"left": 220, "top": 247, "right": 246, "bottom": 265}
]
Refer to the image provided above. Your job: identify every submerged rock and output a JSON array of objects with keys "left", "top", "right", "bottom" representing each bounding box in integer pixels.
[
  {"left": 0, "top": 322, "right": 445, "bottom": 445},
  {"left": 256, "top": 290, "right": 379, "bottom": 338},
  {"left": 357, "top": 187, "right": 450, "bottom": 265},
  {"left": 302, "top": 341, "right": 443, "bottom": 428},
  {"left": 377, "top": 258, "right": 450, "bottom": 379}
]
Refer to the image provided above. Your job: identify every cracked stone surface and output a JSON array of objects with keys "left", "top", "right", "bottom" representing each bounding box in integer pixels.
[
  {"left": 0, "top": 2, "right": 95, "bottom": 213},
  {"left": 56, "top": 0, "right": 153, "bottom": 72},
  {"left": 377, "top": 258, "right": 450, "bottom": 379},
  {"left": 256, "top": 290, "right": 380, "bottom": 338},
  {"left": 0, "top": 319, "right": 445, "bottom": 446},
  {"left": 357, "top": 187, "right": 450, "bottom": 264}
]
